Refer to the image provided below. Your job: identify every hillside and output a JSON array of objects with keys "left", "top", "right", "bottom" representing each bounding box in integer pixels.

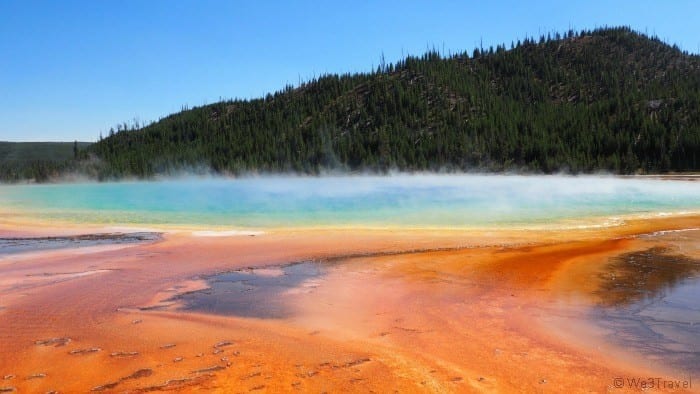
[
  {"left": 0, "top": 141, "right": 92, "bottom": 164},
  {"left": 6, "top": 26, "right": 700, "bottom": 181},
  {"left": 0, "top": 142, "right": 91, "bottom": 182}
]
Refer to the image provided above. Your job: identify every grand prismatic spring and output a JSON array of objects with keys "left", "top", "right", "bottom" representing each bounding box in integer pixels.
[{"left": 0, "top": 175, "right": 698, "bottom": 392}]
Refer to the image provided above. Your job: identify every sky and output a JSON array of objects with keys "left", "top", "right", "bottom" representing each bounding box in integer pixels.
[{"left": 1, "top": 0, "right": 698, "bottom": 142}]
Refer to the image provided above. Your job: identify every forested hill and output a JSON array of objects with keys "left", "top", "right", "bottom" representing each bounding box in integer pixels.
[{"left": 22, "top": 27, "right": 700, "bottom": 180}]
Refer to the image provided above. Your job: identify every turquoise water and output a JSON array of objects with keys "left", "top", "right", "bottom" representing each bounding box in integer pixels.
[{"left": 0, "top": 175, "right": 698, "bottom": 229}]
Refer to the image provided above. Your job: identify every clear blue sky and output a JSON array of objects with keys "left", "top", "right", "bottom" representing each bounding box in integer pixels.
[{"left": 1, "top": 0, "right": 698, "bottom": 142}]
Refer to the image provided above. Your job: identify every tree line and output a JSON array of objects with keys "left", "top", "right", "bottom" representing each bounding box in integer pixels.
[{"left": 2, "top": 26, "right": 699, "bottom": 182}]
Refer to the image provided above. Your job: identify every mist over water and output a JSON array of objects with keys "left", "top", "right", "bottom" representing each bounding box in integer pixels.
[{"left": 0, "top": 175, "right": 699, "bottom": 229}]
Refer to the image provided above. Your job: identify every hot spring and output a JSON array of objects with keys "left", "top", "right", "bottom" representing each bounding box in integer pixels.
[{"left": 0, "top": 175, "right": 698, "bottom": 230}]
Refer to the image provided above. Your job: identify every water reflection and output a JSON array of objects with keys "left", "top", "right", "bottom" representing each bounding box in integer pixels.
[
  {"left": 597, "top": 247, "right": 700, "bottom": 306},
  {"left": 594, "top": 247, "right": 700, "bottom": 373},
  {"left": 0, "top": 232, "right": 160, "bottom": 255},
  {"left": 172, "top": 262, "right": 326, "bottom": 319}
]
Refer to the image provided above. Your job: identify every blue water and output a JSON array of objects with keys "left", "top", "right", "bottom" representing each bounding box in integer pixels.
[{"left": 0, "top": 175, "right": 698, "bottom": 229}]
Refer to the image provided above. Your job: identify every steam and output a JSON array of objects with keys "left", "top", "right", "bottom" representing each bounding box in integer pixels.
[{"left": 1, "top": 174, "right": 699, "bottom": 231}]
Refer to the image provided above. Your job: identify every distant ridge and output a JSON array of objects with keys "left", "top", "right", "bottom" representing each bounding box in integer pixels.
[
  {"left": 4, "top": 26, "right": 700, "bottom": 181},
  {"left": 0, "top": 142, "right": 91, "bottom": 181}
]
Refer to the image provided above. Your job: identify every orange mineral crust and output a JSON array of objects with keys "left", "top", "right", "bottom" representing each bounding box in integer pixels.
[{"left": 0, "top": 216, "right": 698, "bottom": 393}]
